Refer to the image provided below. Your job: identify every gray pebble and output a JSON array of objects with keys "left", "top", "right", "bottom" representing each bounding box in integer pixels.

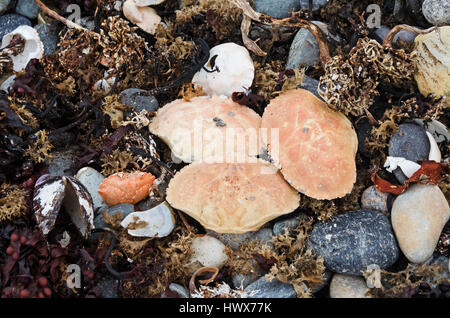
[
  {"left": 297, "top": 76, "right": 324, "bottom": 100},
  {"left": 422, "top": 0, "right": 450, "bottom": 26},
  {"left": 0, "top": 0, "right": 11, "bottom": 15},
  {"left": 245, "top": 276, "right": 297, "bottom": 298},
  {"left": 161, "top": 283, "right": 190, "bottom": 298},
  {"left": 393, "top": 30, "right": 418, "bottom": 44},
  {"left": 253, "top": 0, "right": 301, "bottom": 18},
  {"left": 307, "top": 210, "right": 399, "bottom": 275},
  {"left": 286, "top": 28, "right": 320, "bottom": 69},
  {"left": 0, "top": 14, "right": 31, "bottom": 39},
  {"left": 16, "top": 0, "right": 39, "bottom": 19},
  {"left": 79, "top": 17, "right": 96, "bottom": 31},
  {"left": 74, "top": 167, "right": 107, "bottom": 212},
  {"left": 232, "top": 273, "right": 260, "bottom": 289},
  {"left": 413, "top": 119, "right": 450, "bottom": 143},
  {"left": 299, "top": 0, "right": 329, "bottom": 10},
  {"left": 361, "top": 186, "right": 389, "bottom": 213},
  {"left": 373, "top": 25, "right": 391, "bottom": 43},
  {"left": 47, "top": 151, "right": 75, "bottom": 176},
  {"left": 94, "top": 203, "right": 135, "bottom": 228},
  {"left": 389, "top": 123, "right": 430, "bottom": 162},
  {"left": 34, "top": 23, "right": 59, "bottom": 55},
  {"left": 207, "top": 227, "right": 273, "bottom": 250},
  {"left": 273, "top": 213, "right": 308, "bottom": 236},
  {"left": 120, "top": 88, "right": 159, "bottom": 113},
  {"left": 97, "top": 276, "right": 119, "bottom": 298}
]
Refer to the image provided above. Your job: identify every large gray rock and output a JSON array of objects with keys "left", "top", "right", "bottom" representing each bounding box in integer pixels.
[
  {"left": 253, "top": 0, "right": 301, "bottom": 18},
  {"left": 391, "top": 184, "right": 449, "bottom": 264},
  {"left": 422, "top": 0, "right": 450, "bottom": 26},
  {"left": 16, "top": 0, "right": 39, "bottom": 19},
  {"left": 0, "top": 14, "right": 31, "bottom": 39},
  {"left": 34, "top": 23, "right": 59, "bottom": 55},
  {"left": 244, "top": 276, "right": 296, "bottom": 298},
  {"left": 308, "top": 210, "right": 399, "bottom": 275}
]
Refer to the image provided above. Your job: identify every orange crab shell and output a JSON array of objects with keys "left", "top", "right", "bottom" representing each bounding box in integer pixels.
[{"left": 98, "top": 172, "right": 156, "bottom": 206}]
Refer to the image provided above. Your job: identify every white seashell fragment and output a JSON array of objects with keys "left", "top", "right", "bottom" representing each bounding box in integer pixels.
[
  {"left": 1, "top": 25, "right": 44, "bottom": 72},
  {"left": 413, "top": 119, "right": 450, "bottom": 143},
  {"left": 426, "top": 132, "right": 441, "bottom": 163},
  {"left": 384, "top": 156, "right": 421, "bottom": 178},
  {"left": 135, "top": 0, "right": 165, "bottom": 6},
  {"left": 192, "top": 42, "right": 254, "bottom": 96},
  {"left": 120, "top": 202, "right": 175, "bottom": 237},
  {"left": 123, "top": 0, "right": 161, "bottom": 34},
  {"left": 188, "top": 235, "right": 228, "bottom": 270},
  {"left": 0, "top": 75, "right": 16, "bottom": 93}
]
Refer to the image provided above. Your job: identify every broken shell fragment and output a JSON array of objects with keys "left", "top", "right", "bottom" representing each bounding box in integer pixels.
[
  {"left": 166, "top": 161, "right": 300, "bottom": 233},
  {"left": 261, "top": 89, "right": 358, "bottom": 200},
  {"left": 413, "top": 26, "right": 450, "bottom": 106},
  {"left": 188, "top": 236, "right": 228, "bottom": 273},
  {"left": 1, "top": 25, "right": 44, "bottom": 72},
  {"left": 384, "top": 156, "right": 421, "bottom": 178},
  {"left": 98, "top": 171, "right": 156, "bottom": 206},
  {"left": 426, "top": 132, "right": 441, "bottom": 163},
  {"left": 123, "top": 0, "right": 161, "bottom": 34},
  {"left": 192, "top": 42, "right": 254, "bottom": 96},
  {"left": 33, "top": 176, "right": 94, "bottom": 238},
  {"left": 135, "top": 0, "right": 165, "bottom": 5},
  {"left": 149, "top": 95, "right": 261, "bottom": 163},
  {"left": 120, "top": 202, "right": 175, "bottom": 237}
]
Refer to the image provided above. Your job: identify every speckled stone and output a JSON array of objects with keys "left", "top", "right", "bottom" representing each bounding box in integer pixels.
[
  {"left": 299, "top": 0, "right": 329, "bottom": 10},
  {"left": 391, "top": 184, "right": 449, "bottom": 264},
  {"left": 16, "top": 0, "right": 39, "bottom": 19},
  {"left": 0, "top": 14, "right": 31, "bottom": 39},
  {"left": 422, "top": 0, "right": 450, "bottom": 26},
  {"left": 120, "top": 88, "right": 159, "bottom": 113},
  {"left": 94, "top": 203, "right": 135, "bottom": 228},
  {"left": 253, "top": 0, "right": 300, "bottom": 18},
  {"left": 307, "top": 210, "right": 399, "bottom": 275},
  {"left": 34, "top": 23, "right": 59, "bottom": 55},
  {"left": 207, "top": 227, "right": 273, "bottom": 250},
  {"left": 329, "top": 274, "right": 372, "bottom": 298},
  {"left": 361, "top": 186, "right": 389, "bottom": 213},
  {"left": 245, "top": 276, "right": 296, "bottom": 298}
]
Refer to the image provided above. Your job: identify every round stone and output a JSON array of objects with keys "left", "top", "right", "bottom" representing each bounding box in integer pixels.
[
  {"left": 16, "top": 0, "right": 39, "bottom": 19},
  {"left": 299, "top": 0, "right": 329, "bottom": 10},
  {"left": 207, "top": 227, "right": 273, "bottom": 250},
  {"left": 286, "top": 28, "right": 320, "bottom": 69},
  {"left": 244, "top": 276, "right": 296, "bottom": 298},
  {"left": 361, "top": 185, "right": 389, "bottom": 213},
  {"left": 34, "top": 23, "right": 60, "bottom": 55},
  {"left": 329, "top": 274, "right": 372, "bottom": 298},
  {"left": 75, "top": 167, "right": 107, "bottom": 212},
  {"left": 391, "top": 184, "right": 449, "bottom": 264},
  {"left": 0, "top": 14, "right": 31, "bottom": 39},
  {"left": 94, "top": 203, "right": 135, "bottom": 229},
  {"left": 389, "top": 123, "right": 430, "bottom": 162},
  {"left": 307, "top": 210, "right": 399, "bottom": 275},
  {"left": 422, "top": 0, "right": 450, "bottom": 26},
  {"left": 119, "top": 88, "right": 159, "bottom": 113},
  {"left": 0, "top": 0, "right": 11, "bottom": 15},
  {"left": 253, "top": 0, "right": 301, "bottom": 18}
]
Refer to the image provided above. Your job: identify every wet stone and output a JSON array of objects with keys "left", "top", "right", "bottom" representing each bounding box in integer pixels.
[
  {"left": 0, "top": 14, "right": 32, "bottom": 39},
  {"left": 361, "top": 186, "right": 389, "bottom": 213},
  {"left": 307, "top": 210, "right": 399, "bottom": 275},
  {"left": 253, "top": 0, "right": 300, "bottom": 18},
  {"left": 120, "top": 88, "right": 159, "bottom": 113},
  {"left": 299, "top": 0, "right": 329, "bottom": 10},
  {"left": 422, "top": 0, "right": 450, "bottom": 26},
  {"left": 286, "top": 28, "right": 320, "bottom": 69},
  {"left": 16, "top": 0, "right": 39, "bottom": 19},
  {"left": 245, "top": 276, "right": 296, "bottom": 298},
  {"left": 34, "top": 23, "right": 60, "bottom": 55},
  {"left": 389, "top": 123, "right": 430, "bottom": 162},
  {"left": 94, "top": 203, "right": 135, "bottom": 229}
]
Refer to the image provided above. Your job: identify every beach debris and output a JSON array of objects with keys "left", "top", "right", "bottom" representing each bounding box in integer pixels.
[
  {"left": 149, "top": 95, "right": 261, "bottom": 163},
  {"left": 33, "top": 175, "right": 94, "bottom": 238},
  {"left": 187, "top": 236, "right": 228, "bottom": 273},
  {"left": 1, "top": 25, "right": 43, "bottom": 72},
  {"left": 192, "top": 42, "right": 254, "bottom": 96},
  {"left": 98, "top": 171, "right": 156, "bottom": 206},
  {"left": 261, "top": 89, "right": 358, "bottom": 200},
  {"left": 166, "top": 161, "right": 300, "bottom": 233},
  {"left": 120, "top": 202, "right": 175, "bottom": 238},
  {"left": 123, "top": 0, "right": 161, "bottom": 34}
]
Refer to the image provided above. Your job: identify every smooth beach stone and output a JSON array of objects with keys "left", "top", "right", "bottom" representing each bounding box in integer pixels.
[
  {"left": 297, "top": 76, "right": 323, "bottom": 100},
  {"left": 329, "top": 274, "right": 372, "bottom": 298},
  {"left": 373, "top": 25, "right": 391, "bottom": 43},
  {"left": 161, "top": 283, "right": 189, "bottom": 298},
  {"left": 94, "top": 203, "right": 135, "bottom": 228},
  {"left": 307, "top": 210, "right": 399, "bottom": 275},
  {"left": 232, "top": 273, "right": 261, "bottom": 289},
  {"left": 299, "top": 0, "right": 329, "bottom": 10},
  {"left": 16, "top": 0, "right": 39, "bottom": 19},
  {"left": 273, "top": 213, "right": 308, "bottom": 236},
  {"left": 391, "top": 184, "right": 450, "bottom": 264},
  {"left": 389, "top": 123, "right": 430, "bottom": 162},
  {"left": 253, "top": 0, "right": 300, "bottom": 18},
  {"left": 119, "top": 88, "right": 159, "bottom": 113},
  {"left": 34, "top": 23, "right": 59, "bottom": 55},
  {"left": 245, "top": 276, "right": 296, "bottom": 298},
  {"left": 422, "top": 0, "right": 450, "bottom": 26},
  {"left": 207, "top": 227, "right": 273, "bottom": 250},
  {"left": 47, "top": 151, "right": 76, "bottom": 176},
  {"left": 286, "top": 28, "right": 320, "bottom": 69},
  {"left": 413, "top": 119, "right": 450, "bottom": 143},
  {"left": 75, "top": 167, "right": 107, "bottom": 212},
  {"left": 0, "top": 0, "right": 11, "bottom": 15},
  {"left": 0, "top": 14, "right": 31, "bottom": 39},
  {"left": 361, "top": 186, "right": 389, "bottom": 213}
]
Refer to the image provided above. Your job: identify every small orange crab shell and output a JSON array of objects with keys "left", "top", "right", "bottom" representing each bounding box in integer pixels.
[{"left": 98, "top": 172, "right": 156, "bottom": 206}]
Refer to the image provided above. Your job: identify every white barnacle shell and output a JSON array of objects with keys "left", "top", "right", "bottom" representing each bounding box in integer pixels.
[
  {"left": 192, "top": 42, "right": 255, "bottom": 97},
  {"left": 123, "top": 0, "right": 161, "bottom": 34},
  {"left": 384, "top": 156, "right": 421, "bottom": 178},
  {"left": 120, "top": 202, "right": 175, "bottom": 237},
  {"left": 1, "top": 25, "right": 44, "bottom": 72},
  {"left": 33, "top": 176, "right": 94, "bottom": 238},
  {"left": 426, "top": 131, "right": 441, "bottom": 163}
]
